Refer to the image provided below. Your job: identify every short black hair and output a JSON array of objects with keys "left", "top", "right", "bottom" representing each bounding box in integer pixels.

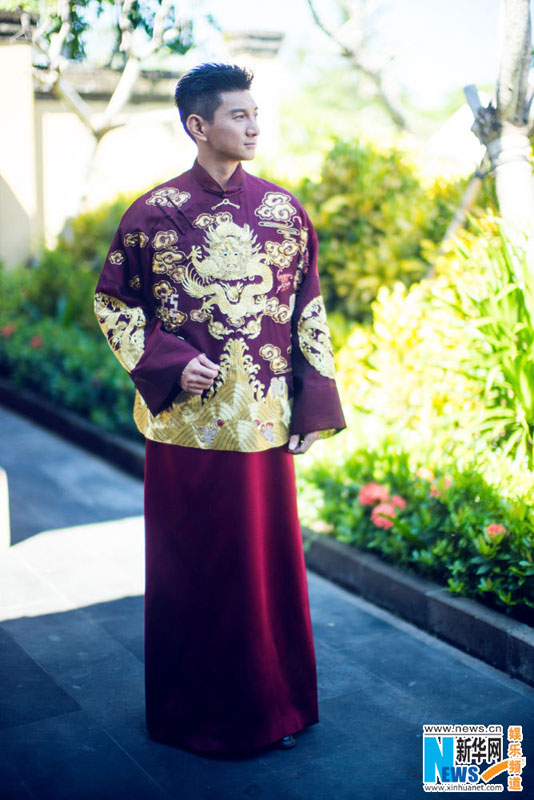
[{"left": 175, "top": 62, "right": 254, "bottom": 139}]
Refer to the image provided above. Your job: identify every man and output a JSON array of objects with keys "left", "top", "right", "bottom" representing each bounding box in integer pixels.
[{"left": 94, "top": 62, "right": 345, "bottom": 755}]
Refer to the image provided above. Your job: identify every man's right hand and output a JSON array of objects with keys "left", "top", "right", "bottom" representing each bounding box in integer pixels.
[{"left": 180, "top": 353, "right": 220, "bottom": 395}]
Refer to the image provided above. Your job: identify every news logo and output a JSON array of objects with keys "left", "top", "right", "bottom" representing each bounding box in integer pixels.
[{"left": 423, "top": 724, "right": 526, "bottom": 792}]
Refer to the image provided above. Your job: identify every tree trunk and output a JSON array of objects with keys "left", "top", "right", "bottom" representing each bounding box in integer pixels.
[{"left": 465, "top": 0, "right": 534, "bottom": 249}]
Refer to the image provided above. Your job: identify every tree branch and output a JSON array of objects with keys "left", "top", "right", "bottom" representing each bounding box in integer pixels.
[{"left": 305, "top": 0, "right": 408, "bottom": 130}]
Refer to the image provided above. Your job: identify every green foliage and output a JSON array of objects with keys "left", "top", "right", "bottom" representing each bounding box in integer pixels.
[
  {"left": 0, "top": 314, "right": 137, "bottom": 439},
  {"left": 445, "top": 222, "right": 534, "bottom": 468},
  {"left": 6, "top": 193, "right": 135, "bottom": 333},
  {"left": 18, "top": 0, "right": 194, "bottom": 63},
  {"left": 300, "top": 444, "right": 534, "bottom": 617},
  {"left": 296, "top": 139, "right": 464, "bottom": 319}
]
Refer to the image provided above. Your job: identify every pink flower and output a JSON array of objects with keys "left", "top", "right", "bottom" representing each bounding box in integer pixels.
[
  {"left": 358, "top": 482, "right": 390, "bottom": 505},
  {"left": 391, "top": 494, "right": 406, "bottom": 510},
  {"left": 429, "top": 476, "right": 453, "bottom": 499},
  {"left": 486, "top": 524, "right": 507, "bottom": 538},
  {"left": 371, "top": 502, "right": 396, "bottom": 529},
  {"left": 1, "top": 324, "right": 16, "bottom": 338},
  {"left": 416, "top": 467, "right": 434, "bottom": 482},
  {"left": 30, "top": 336, "right": 43, "bottom": 349}
]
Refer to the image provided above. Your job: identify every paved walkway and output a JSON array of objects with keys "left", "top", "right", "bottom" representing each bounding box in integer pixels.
[{"left": 1, "top": 404, "right": 533, "bottom": 799}]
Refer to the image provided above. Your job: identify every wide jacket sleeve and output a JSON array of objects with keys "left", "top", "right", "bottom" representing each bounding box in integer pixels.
[
  {"left": 290, "top": 209, "right": 346, "bottom": 438},
  {"left": 94, "top": 217, "right": 201, "bottom": 417}
]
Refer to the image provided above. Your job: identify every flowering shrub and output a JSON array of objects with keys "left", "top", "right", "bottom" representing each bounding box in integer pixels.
[
  {"left": 298, "top": 444, "right": 534, "bottom": 619},
  {"left": 358, "top": 482, "right": 390, "bottom": 505},
  {"left": 370, "top": 502, "right": 397, "bottom": 530}
]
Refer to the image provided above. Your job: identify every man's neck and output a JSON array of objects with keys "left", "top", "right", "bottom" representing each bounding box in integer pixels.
[{"left": 196, "top": 155, "right": 240, "bottom": 191}]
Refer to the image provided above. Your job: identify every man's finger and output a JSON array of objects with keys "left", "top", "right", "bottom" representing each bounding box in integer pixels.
[
  {"left": 191, "top": 364, "right": 219, "bottom": 379},
  {"left": 288, "top": 434, "right": 300, "bottom": 452},
  {"left": 198, "top": 353, "right": 219, "bottom": 371}
]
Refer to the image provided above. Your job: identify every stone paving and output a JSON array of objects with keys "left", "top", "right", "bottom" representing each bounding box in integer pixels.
[{"left": 1, "top": 404, "right": 534, "bottom": 799}]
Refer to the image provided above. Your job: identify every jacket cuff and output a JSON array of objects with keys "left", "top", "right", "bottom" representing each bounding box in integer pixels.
[
  {"left": 130, "top": 325, "right": 201, "bottom": 417},
  {"left": 290, "top": 378, "right": 346, "bottom": 436}
]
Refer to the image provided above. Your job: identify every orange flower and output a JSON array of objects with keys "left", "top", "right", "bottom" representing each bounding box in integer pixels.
[
  {"left": 391, "top": 494, "right": 406, "bottom": 510},
  {"left": 30, "top": 336, "right": 43, "bottom": 348},
  {"left": 429, "top": 485, "right": 442, "bottom": 498},
  {"left": 486, "top": 524, "right": 507, "bottom": 538},
  {"left": 416, "top": 467, "right": 434, "bottom": 482},
  {"left": 358, "top": 482, "right": 390, "bottom": 505},
  {"left": 1, "top": 324, "right": 16, "bottom": 338},
  {"left": 371, "top": 502, "right": 396, "bottom": 529}
]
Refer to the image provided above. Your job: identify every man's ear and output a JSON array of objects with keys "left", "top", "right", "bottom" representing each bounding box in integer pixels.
[{"left": 186, "top": 114, "right": 208, "bottom": 142}]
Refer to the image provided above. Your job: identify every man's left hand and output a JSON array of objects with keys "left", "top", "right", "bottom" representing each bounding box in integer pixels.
[{"left": 288, "top": 432, "right": 320, "bottom": 455}]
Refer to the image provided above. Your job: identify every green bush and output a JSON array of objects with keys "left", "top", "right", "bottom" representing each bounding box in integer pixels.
[
  {"left": 297, "top": 138, "right": 496, "bottom": 321},
  {"left": 444, "top": 220, "right": 534, "bottom": 468},
  {"left": 0, "top": 315, "right": 138, "bottom": 439},
  {"left": 299, "top": 443, "right": 534, "bottom": 619},
  {"left": 7, "top": 193, "right": 138, "bottom": 334}
]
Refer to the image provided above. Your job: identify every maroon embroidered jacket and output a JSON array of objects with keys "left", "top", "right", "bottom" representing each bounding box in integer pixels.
[{"left": 94, "top": 160, "right": 345, "bottom": 451}]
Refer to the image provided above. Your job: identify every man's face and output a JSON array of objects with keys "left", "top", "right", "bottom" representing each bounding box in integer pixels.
[{"left": 199, "top": 90, "right": 260, "bottom": 162}]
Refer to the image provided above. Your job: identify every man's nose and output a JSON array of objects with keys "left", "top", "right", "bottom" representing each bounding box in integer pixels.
[{"left": 248, "top": 119, "right": 260, "bottom": 136}]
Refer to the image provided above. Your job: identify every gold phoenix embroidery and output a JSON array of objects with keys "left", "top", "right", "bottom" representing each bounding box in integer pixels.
[
  {"left": 133, "top": 338, "right": 292, "bottom": 451},
  {"left": 259, "top": 344, "right": 289, "bottom": 374},
  {"left": 297, "top": 296, "right": 336, "bottom": 379},
  {"left": 94, "top": 292, "right": 146, "bottom": 371},
  {"left": 146, "top": 188, "right": 191, "bottom": 208}
]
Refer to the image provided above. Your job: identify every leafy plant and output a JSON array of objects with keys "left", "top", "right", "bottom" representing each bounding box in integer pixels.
[
  {"left": 296, "top": 138, "right": 483, "bottom": 320},
  {"left": 445, "top": 220, "right": 534, "bottom": 468}
]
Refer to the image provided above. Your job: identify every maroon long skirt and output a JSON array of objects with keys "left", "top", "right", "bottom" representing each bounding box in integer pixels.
[{"left": 143, "top": 440, "right": 319, "bottom": 754}]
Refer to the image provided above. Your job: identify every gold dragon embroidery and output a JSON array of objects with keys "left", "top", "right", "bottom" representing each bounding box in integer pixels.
[
  {"left": 297, "top": 296, "right": 336, "bottom": 379},
  {"left": 94, "top": 292, "right": 146, "bottom": 371},
  {"left": 175, "top": 220, "right": 275, "bottom": 338}
]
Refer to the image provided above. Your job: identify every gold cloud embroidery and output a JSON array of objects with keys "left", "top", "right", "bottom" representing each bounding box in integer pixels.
[
  {"left": 297, "top": 296, "right": 336, "bottom": 379},
  {"left": 108, "top": 250, "right": 125, "bottom": 266},
  {"left": 259, "top": 344, "right": 289, "bottom": 374},
  {"left": 146, "top": 188, "right": 191, "bottom": 208},
  {"left": 133, "top": 338, "right": 292, "bottom": 451},
  {"left": 153, "top": 281, "right": 187, "bottom": 332},
  {"left": 255, "top": 192, "right": 297, "bottom": 225},
  {"left": 193, "top": 211, "right": 233, "bottom": 229},
  {"left": 123, "top": 231, "right": 149, "bottom": 248},
  {"left": 152, "top": 247, "right": 186, "bottom": 282},
  {"left": 153, "top": 230, "right": 179, "bottom": 249}
]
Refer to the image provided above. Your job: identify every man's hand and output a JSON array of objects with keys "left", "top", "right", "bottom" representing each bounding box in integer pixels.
[
  {"left": 180, "top": 353, "right": 219, "bottom": 394},
  {"left": 288, "top": 432, "right": 320, "bottom": 455}
]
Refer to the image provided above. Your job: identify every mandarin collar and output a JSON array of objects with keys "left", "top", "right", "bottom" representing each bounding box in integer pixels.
[{"left": 191, "top": 159, "right": 244, "bottom": 197}]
